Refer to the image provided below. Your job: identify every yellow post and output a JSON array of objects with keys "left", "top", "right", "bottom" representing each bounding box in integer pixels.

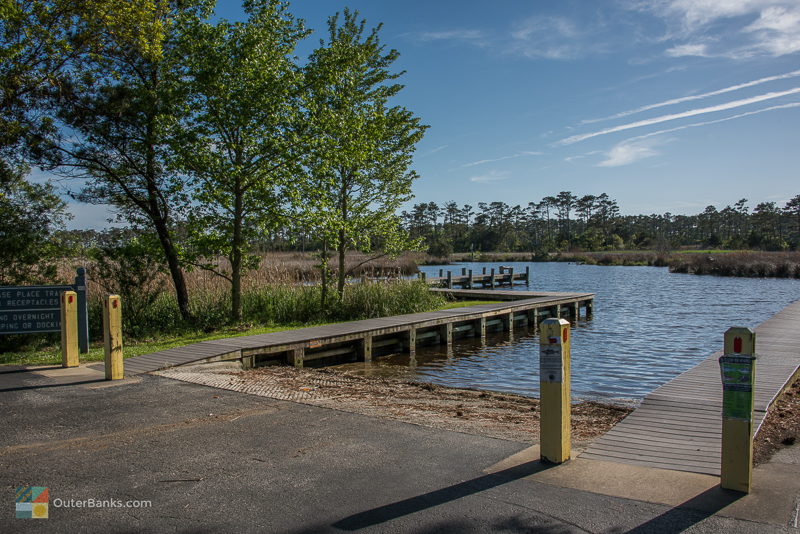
[
  {"left": 103, "top": 295, "right": 124, "bottom": 380},
  {"left": 60, "top": 291, "right": 79, "bottom": 368},
  {"left": 719, "top": 327, "right": 756, "bottom": 493},
  {"left": 539, "top": 318, "right": 571, "bottom": 463}
]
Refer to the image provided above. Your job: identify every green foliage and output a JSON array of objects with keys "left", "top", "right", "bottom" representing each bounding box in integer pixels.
[
  {"left": 88, "top": 230, "right": 168, "bottom": 337},
  {"left": 173, "top": 0, "right": 309, "bottom": 321},
  {"left": 0, "top": 172, "right": 69, "bottom": 284},
  {"left": 301, "top": 9, "right": 427, "bottom": 297}
]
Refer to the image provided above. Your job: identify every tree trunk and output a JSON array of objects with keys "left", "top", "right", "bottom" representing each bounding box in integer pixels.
[
  {"left": 231, "top": 174, "right": 244, "bottom": 322},
  {"left": 153, "top": 221, "right": 191, "bottom": 321},
  {"left": 320, "top": 239, "right": 329, "bottom": 309},
  {"left": 337, "top": 178, "right": 349, "bottom": 298}
]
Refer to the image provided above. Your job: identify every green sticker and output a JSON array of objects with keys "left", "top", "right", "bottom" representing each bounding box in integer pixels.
[
  {"left": 719, "top": 357, "right": 753, "bottom": 420},
  {"left": 723, "top": 390, "right": 752, "bottom": 420}
]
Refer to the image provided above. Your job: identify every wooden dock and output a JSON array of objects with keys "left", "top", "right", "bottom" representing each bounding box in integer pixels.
[
  {"left": 105, "top": 290, "right": 593, "bottom": 376},
  {"left": 423, "top": 266, "right": 530, "bottom": 289},
  {"left": 581, "top": 300, "right": 800, "bottom": 475}
]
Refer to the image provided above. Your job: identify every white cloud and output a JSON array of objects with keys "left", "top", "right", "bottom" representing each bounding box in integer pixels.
[
  {"left": 665, "top": 43, "right": 710, "bottom": 57},
  {"left": 421, "top": 144, "right": 448, "bottom": 157},
  {"left": 469, "top": 170, "right": 510, "bottom": 183},
  {"left": 583, "top": 69, "right": 800, "bottom": 124},
  {"left": 622, "top": 101, "right": 800, "bottom": 142},
  {"left": 462, "top": 151, "right": 544, "bottom": 168},
  {"left": 408, "top": 29, "right": 488, "bottom": 46},
  {"left": 597, "top": 138, "right": 666, "bottom": 167},
  {"left": 509, "top": 16, "right": 587, "bottom": 59},
  {"left": 652, "top": 0, "right": 800, "bottom": 58},
  {"left": 561, "top": 86, "right": 800, "bottom": 144}
]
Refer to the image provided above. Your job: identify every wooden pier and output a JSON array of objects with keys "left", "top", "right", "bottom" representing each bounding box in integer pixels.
[
  {"left": 581, "top": 300, "right": 800, "bottom": 475},
  {"left": 423, "top": 266, "right": 530, "bottom": 289},
  {"left": 102, "top": 289, "right": 593, "bottom": 376}
]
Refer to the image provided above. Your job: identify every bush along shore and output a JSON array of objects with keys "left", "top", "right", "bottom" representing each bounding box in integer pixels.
[{"left": 426, "top": 250, "right": 800, "bottom": 278}]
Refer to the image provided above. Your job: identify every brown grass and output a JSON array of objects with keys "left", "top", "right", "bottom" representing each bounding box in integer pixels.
[{"left": 54, "top": 251, "right": 424, "bottom": 299}]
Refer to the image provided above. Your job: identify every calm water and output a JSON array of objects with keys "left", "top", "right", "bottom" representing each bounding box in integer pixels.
[{"left": 335, "top": 262, "right": 800, "bottom": 402}]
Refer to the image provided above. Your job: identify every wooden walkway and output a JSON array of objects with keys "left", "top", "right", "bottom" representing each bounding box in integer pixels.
[
  {"left": 99, "top": 290, "right": 593, "bottom": 376},
  {"left": 581, "top": 300, "right": 800, "bottom": 475}
]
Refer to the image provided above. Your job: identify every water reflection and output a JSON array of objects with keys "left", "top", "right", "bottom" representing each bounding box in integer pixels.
[{"left": 335, "top": 262, "right": 800, "bottom": 402}]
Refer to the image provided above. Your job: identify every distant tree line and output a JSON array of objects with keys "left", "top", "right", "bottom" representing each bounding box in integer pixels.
[{"left": 396, "top": 193, "right": 800, "bottom": 256}]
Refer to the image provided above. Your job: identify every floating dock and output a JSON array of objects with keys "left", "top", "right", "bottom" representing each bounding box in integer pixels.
[
  {"left": 581, "top": 300, "right": 800, "bottom": 475},
  {"left": 105, "top": 289, "right": 593, "bottom": 375}
]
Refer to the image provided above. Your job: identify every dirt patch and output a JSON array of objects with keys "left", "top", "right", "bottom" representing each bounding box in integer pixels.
[
  {"left": 234, "top": 367, "right": 633, "bottom": 445},
  {"left": 754, "top": 378, "right": 800, "bottom": 465}
]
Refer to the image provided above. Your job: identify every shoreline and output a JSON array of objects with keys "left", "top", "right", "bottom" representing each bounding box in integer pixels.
[
  {"left": 420, "top": 250, "right": 800, "bottom": 279},
  {"left": 158, "top": 365, "right": 798, "bottom": 464}
]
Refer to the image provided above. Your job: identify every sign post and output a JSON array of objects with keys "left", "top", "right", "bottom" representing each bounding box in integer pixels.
[
  {"left": 719, "top": 327, "right": 756, "bottom": 493},
  {"left": 539, "top": 318, "right": 571, "bottom": 464},
  {"left": 74, "top": 268, "right": 89, "bottom": 353},
  {"left": 103, "top": 295, "right": 124, "bottom": 380},
  {"left": 60, "top": 291, "right": 79, "bottom": 368}
]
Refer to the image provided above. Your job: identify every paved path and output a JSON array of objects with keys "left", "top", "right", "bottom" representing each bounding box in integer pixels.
[{"left": 581, "top": 300, "right": 800, "bottom": 475}]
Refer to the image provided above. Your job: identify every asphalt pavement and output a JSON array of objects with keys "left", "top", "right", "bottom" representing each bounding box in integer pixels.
[{"left": 1, "top": 366, "right": 797, "bottom": 533}]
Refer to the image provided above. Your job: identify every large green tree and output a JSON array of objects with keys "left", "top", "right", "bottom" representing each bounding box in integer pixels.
[
  {"left": 46, "top": 1, "right": 211, "bottom": 321},
  {"left": 301, "top": 9, "right": 427, "bottom": 300},
  {"left": 173, "top": 0, "right": 308, "bottom": 322}
]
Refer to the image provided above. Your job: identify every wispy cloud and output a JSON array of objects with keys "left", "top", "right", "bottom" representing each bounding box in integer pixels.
[
  {"left": 564, "top": 150, "right": 602, "bottom": 163},
  {"left": 469, "top": 170, "right": 510, "bottom": 183},
  {"left": 642, "top": 0, "right": 800, "bottom": 59},
  {"left": 584, "top": 69, "right": 800, "bottom": 124},
  {"left": 597, "top": 138, "right": 668, "bottom": 167},
  {"left": 508, "top": 16, "right": 587, "bottom": 59},
  {"left": 665, "top": 43, "right": 710, "bottom": 57},
  {"left": 461, "top": 151, "right": 544, "bottom": 168},
  {"left": 420, "top": 144, "right": 449, "bottom": 157},
  {"left": 406, "top": 29, "right": 488, "bottom": 46},
  {"left": 619, "top": 101, "right": 800, "bottom": 142},
  {"left": 561, "top": 86, "right": 800, "bottom": 144}
]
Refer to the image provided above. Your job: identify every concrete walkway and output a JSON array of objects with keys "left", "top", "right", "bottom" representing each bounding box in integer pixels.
[{"left": 1, "top": 368, "right": 798, "bottom": 532}]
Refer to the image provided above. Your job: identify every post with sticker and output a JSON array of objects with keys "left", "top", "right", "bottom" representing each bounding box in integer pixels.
[
  {"left": 719, "top": 326, "right": 756, "bottom": 493},
  {"left": 103, "top": 295, "right": 124, "bottom": 380},
  {"left": 539, "top": 318, "right": 571, "bottom": 464}
]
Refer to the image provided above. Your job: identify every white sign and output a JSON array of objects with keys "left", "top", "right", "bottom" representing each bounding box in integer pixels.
[{"left": 540, "top": 345, "right": 563, "bottom": 383}]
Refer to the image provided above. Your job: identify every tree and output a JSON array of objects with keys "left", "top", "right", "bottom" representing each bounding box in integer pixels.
[
  {"left": 173, "top": 0, "right": 308, "bottom": 321},
  {"left": 0, "top": 172, "right": 69, "bottom": 284},
  {"left": 301, "top": 9, "right": 427, "bottom": 299},
  {"left": 784, "top": 195, "right": 800, "bottom": 248},
  {"left": 1, "top": 0, "right": 168, "bottom": 180},
  {"left": 47, "top": 1, "right": 212, "bottom": 322}
]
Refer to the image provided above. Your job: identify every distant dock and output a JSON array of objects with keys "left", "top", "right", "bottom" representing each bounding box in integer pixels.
[{"left": 422, "top": 266, "right": 530, "bottom": 289}]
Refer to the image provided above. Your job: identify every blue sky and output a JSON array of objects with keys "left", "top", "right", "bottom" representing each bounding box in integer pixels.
[{"left": 65, "top": 0, "right": 800, "bottom": 228}]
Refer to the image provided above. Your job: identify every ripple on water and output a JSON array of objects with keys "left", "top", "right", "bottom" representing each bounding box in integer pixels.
[{"left": 334, "top": 262, "right": 800, "bottom": 401}]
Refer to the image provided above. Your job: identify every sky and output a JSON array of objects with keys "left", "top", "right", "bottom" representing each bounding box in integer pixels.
[{"left": 64, "top": 0, "right": 800, "bottom": 228}]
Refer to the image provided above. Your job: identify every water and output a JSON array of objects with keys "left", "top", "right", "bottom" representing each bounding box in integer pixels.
[{"left": 334, "top": 262, "right": 800, "bottom": 402}]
